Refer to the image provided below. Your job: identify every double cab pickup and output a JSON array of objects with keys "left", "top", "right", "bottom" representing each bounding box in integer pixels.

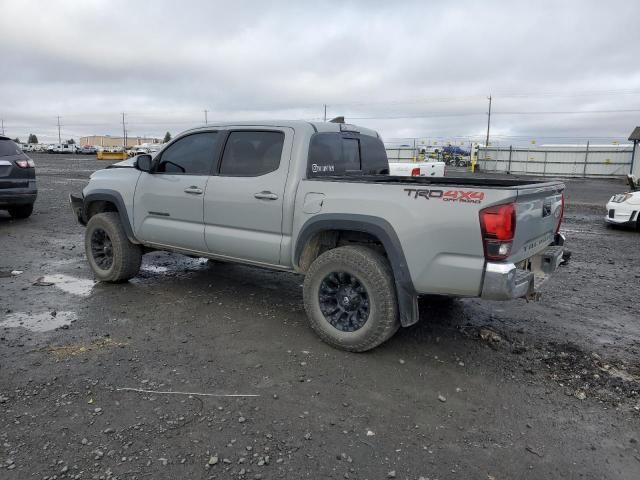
[{"left": 71, "top": 120, "right": 566, "bottom": 351}]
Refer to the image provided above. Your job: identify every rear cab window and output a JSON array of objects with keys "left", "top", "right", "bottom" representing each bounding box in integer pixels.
[{"left": 307, "top": 132, "right": 388, "bottom": 177}]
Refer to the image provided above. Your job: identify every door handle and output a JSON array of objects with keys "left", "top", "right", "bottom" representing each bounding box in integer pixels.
[
  {"left": 184, "top": 186, "right": 203, "bottom": 195},
  {"left": 254, "top": 191, "right": 278, "bottom": 200}
]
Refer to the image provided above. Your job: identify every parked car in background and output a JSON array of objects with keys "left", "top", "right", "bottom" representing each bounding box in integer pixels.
[
  {"left": 46, "top": 143, "right": 77, "bottom": 154},
  {"left": 128, "top": 147, "right": 150, "bottom": 157},
  {"left": 77, "top": 145, "right": 98, "bottom": 154},
  {"left": 0, "top": 136, "right": 37, "bottom": 218},
  {"left": 388, "top": 160, "right": 446, "bottom": 177},
  {"left": 128, "top": 144, "right": 165, "bottom": 157},
  {"left": 58, "top": 144, "right": 77, "bottom": 154},
  {"left": 605, "top": 175, "right": 640, "bottom": 230}
]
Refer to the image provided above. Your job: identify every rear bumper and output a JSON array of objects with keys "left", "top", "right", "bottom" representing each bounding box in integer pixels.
[
  {"left": 481, "top": 234, "right": 565, "bottom": 300},
  {"left": 0, "top": 189, "right": 37, "bottom": 208}
]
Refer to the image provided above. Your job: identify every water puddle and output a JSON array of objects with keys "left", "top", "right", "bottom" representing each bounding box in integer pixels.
[
  {"left": 139, "top": 256, "right": 209, "bottom": 277},
  {"left": 141, "top": 265, "right": 170, "bottom": 274},
  {"left": 38, "top": 274, "right": 96, "bottom": 297},
  {"left": 1, "top": 311, "right": 77, "bottom": 332}
]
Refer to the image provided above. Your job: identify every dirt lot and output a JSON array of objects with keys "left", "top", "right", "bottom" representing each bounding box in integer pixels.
[{"left": 1, "top": 153, "right": 639, "bottom": 480}]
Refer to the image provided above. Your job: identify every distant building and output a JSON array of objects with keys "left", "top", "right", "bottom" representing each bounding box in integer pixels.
[{"left": 79, "top": 135, "right": 161, "bottom": 148}]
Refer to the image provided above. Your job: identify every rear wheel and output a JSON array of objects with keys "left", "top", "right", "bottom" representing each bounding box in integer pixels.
[
  {"left": 8, "top": 204, "right": 33, "bottom": 219},
  {"left": 85, "top": 212, "right": 142, "bottom": 282},
  {"left": 303, "top": 245, "right": 399, "bottom": 352}
]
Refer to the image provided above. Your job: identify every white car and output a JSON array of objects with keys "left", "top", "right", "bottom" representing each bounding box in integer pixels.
[{"left": 605, "top": 176, "right": 640, "bottom": 229}]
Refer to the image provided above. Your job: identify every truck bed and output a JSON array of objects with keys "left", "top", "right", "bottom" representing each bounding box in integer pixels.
[
  {"left": 295, "top": 173, "right": 565, "bottom": 299},
  {"left": 307, "top": 174, "right": 561, "bottom": 189}
]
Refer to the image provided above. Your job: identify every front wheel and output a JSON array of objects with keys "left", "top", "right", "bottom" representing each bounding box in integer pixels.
[
  {"left": 303, "top": 246, "right": 399, "bottom": 352},
  {"left": 85, "top": 212, "right": 142, "bottom": 282}
]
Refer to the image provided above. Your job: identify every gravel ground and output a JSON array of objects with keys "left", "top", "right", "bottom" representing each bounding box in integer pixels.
[{"left": 1, "top": 153, "right": 639, "bottom": 480}]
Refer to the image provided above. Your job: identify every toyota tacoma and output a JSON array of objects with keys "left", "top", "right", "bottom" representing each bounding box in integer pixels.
[{"left": 70, "top": 120, "right": 566, "bottom": 351}]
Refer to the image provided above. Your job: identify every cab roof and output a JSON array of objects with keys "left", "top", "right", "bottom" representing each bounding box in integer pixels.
[{"left": 179, "top": 120, "right": 379, "bottom": 139}]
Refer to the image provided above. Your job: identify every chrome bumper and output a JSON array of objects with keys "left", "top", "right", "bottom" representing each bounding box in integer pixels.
[{"left": 481, "top": 235, "right": 565, "bottom": 300}]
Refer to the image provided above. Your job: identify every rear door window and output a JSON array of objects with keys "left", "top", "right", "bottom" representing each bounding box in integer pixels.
[{"left": 219, "top": 131, "right": 284, "bottom": 177}]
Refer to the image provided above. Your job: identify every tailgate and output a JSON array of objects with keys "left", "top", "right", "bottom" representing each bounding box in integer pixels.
[
  {"left": 0, "top": 156, "right": 32, "bottom": 189},
  {"left": 509, "top": 182, "right": 564, "bottom": 263}
]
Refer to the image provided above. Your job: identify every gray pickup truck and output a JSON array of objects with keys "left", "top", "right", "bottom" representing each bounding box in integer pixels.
[{"left": 70, "top": 120, "right": 566, "bottom": 351}]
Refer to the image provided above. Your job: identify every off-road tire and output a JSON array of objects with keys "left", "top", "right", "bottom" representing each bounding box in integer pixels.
[
  {"left": 8, "top": 204, "right": 34, "bottom": 219},
  {"left": 303, "top": 245, "right": 399, "bottom": 352},
  {"left": 85, "top": 212, "right": 142, "bottom": 282}
]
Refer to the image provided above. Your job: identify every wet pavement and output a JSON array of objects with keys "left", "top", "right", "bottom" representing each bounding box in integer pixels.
[{"left": 1, "top": 153, "right": 639, "bottom": 479}]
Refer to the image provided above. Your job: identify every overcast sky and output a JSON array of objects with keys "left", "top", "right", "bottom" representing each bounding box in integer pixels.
[{"left": 1, "top": 0, "right": 640, "bottom": 145}]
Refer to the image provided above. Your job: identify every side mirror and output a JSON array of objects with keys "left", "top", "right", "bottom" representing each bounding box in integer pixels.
[{"left": 135, "top": 154, "right": 153, "bottom": 172}]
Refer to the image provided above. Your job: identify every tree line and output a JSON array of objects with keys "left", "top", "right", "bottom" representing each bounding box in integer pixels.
[{"left": 13, "top": 134, "right": 76, "bottom": 145}]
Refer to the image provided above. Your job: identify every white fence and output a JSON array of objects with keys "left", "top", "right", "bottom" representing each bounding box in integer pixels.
[
  {"left": 385, "top": 147, "right": 420, "bottom": 161},
  {"left": 478, "top": 145, "right": 634, "bottom": 177}
]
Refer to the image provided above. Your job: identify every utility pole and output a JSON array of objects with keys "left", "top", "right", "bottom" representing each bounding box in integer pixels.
[
  {"left": 122, "top": 113, "right": 127, "bottom": 149},
  {"left": 57, "top": 116, "right": 62, "bottom": 144},
  {"left": 485, "top": 95, "right": 492, "bottom": 148},
  {"left": 323, "top": 104, "right": 327, "bottom": 122},
  {"left": 1, "top": 119, "right": 4, "bottom": 135},
  {"left": 204, "top": 109, "right": 208, "bottom": 125}
]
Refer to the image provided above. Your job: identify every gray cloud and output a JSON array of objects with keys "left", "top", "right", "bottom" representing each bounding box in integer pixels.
[{"left": 1, "top": 0, "right": 639, "bottom": 145}]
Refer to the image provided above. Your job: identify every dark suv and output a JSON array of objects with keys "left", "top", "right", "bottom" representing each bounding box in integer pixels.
[{"left": 0, "top": 136, "right": 37, "bottom": 218}]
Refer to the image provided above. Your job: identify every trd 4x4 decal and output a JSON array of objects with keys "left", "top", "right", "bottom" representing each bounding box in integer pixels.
[{"left": 404, "top": 188, "right": 485, "bottom": 204}]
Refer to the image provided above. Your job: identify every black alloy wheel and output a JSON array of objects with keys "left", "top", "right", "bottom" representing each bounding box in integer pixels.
[
  {"left": 318, "top": 272, "right": 370, "bottom": 332},
  {"left": 90, "top": 228, "right": 114, "bottom": 270}
]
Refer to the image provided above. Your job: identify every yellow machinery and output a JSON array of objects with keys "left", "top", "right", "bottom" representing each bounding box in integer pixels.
[{"left": 97, "top": 151, "right": 128, "bottom": 160}]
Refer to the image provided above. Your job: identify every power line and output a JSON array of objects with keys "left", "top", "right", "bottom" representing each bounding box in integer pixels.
[
  {"left": 493, "top": 108, "right": 640, "bottom": 115},
  {"left": 301, "top": 89, "right": 640, "bottom": 108},
  {"left": 343, "top": 108, "right": 640, "bottom": 120}
]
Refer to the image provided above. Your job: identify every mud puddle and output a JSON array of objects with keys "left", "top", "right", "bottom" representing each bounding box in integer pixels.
[{"left": 1, "top": 310, "right": 77, "bottom": 332}]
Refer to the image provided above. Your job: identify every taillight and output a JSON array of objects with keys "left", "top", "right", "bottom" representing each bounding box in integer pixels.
[
  {"left": 556, "top": 192, "right": 564, "bottom": 233},
  {"left": 479, "top": 203, "right": 516, "bottom": 260},
  {"left": 411, "top": 167, "right": 420, "bottom": 176},
  {"left": 15, "top": 158, "right": 35, "bottom": 168}
]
